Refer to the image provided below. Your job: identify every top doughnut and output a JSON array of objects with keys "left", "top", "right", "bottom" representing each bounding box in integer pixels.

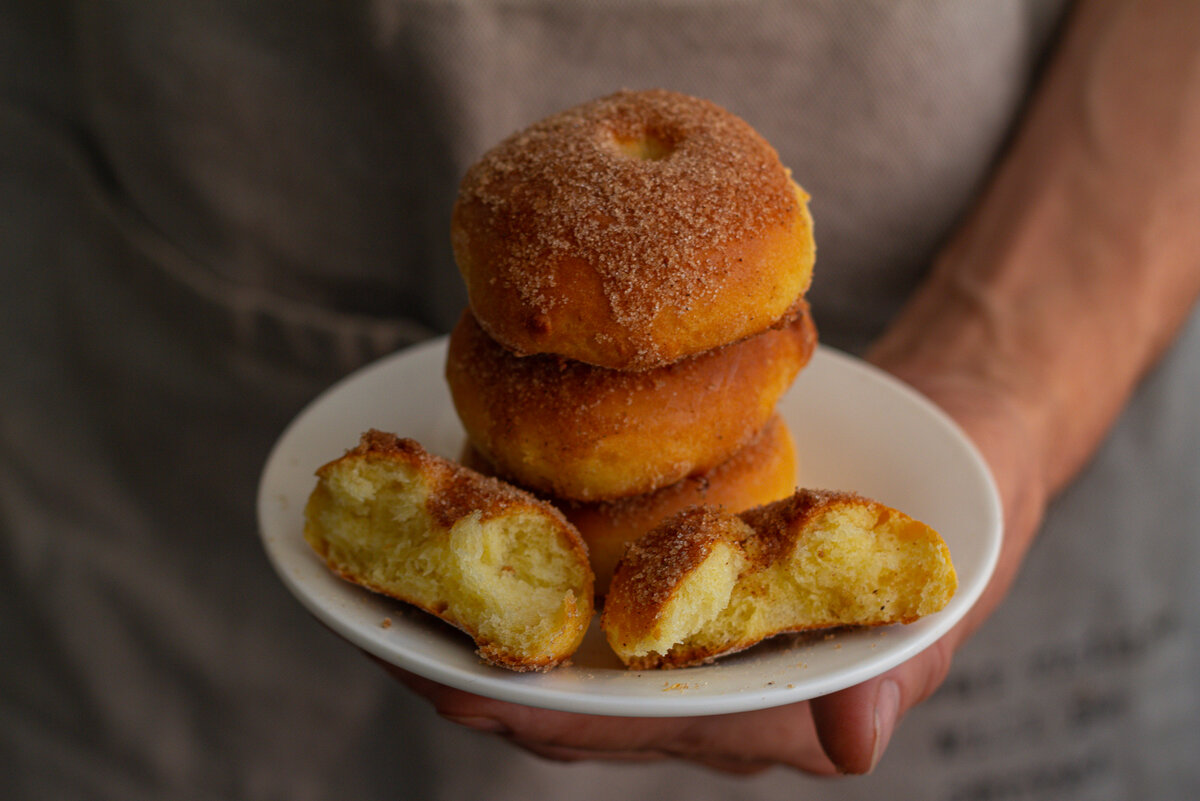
[{"left": 451, "top": 89, "right": 816, "bottom": 370}]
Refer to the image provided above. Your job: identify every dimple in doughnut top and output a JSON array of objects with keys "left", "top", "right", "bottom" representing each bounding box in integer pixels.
[{"left": 452, "top": 89, "right": 816, "bottom": 370}]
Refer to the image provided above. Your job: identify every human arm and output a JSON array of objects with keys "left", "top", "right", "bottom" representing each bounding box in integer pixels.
[
  {"left": 813, "top": 0, "right": 1200, "bottom": 770},
  {"left": 392, "top": 0, "right": 1200, "bottom": 774}
]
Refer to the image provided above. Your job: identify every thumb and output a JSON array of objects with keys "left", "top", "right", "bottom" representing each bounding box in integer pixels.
[{"left": 809, "top": 637, "right": 954, "bottom": 773}]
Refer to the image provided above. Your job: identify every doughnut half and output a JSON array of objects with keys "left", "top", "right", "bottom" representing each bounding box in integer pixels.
[
  {"left": 601, "top": 491, "right": 957, "bottom": 668},
  {"left": 451, "top": 88, "right": 816, "bottom": 370},
  {"left": 303, "top": 431, "right": 594, "bottom": 671},
  {"left": 445, "top": 303, "right": 816, "bottom": 501}
]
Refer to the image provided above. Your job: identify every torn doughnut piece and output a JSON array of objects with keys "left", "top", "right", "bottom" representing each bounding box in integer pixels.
[
  {"left": 303, "top": 431, "right": 594, "bottom": 671},
  {"left": 601, "top": 490, "right": 957, "bottom": 669}
]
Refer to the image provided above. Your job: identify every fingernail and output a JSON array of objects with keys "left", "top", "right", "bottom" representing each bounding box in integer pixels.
[
  {"left": 869, "top": 680, "right": 900, "bottom": 773},
  {"left": 441, "top": 714, "right": 511, "bottom": 735}
]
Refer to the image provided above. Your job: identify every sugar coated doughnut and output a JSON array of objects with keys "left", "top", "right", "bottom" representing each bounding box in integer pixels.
[
  {"left": 445, "top": 302, "right": 816, "bottom": 501},
  {"left": 602, "top": 490, "right": 957, "bottom": 668},
  {"left": 451, "top": 89, "right": 815, "bottom": 370}
]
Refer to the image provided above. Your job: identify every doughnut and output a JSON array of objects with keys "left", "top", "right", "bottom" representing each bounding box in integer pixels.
[
  {"left": 601, "top": 490, "right": 957, "bottom": 668},
  {"left": 303, "top": 431, "right": 594, "bottom": 671},
  {"left": 451, "top": 88, "right": 816, "bottom": 370},
  {"left": 444, "top": 302, "right": 817, "bottom": 501},
  {"left": 463, "top": 414, "right": 798, "bottom": 597}
]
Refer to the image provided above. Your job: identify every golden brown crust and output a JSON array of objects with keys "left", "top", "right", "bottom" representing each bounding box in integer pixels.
[
  {"left": 602, "top": 490, "right": 958, "bottom": 668},
  {"left": 451, "top": 89, "right": 816, "bottom": 370},
  {"left": 445, "top": 302, "right": 816, "bottom": 501},
  {"left": 305, "top": 432, "right": 594, "bottom": 671},
  {"left": 332, "top": 430, "right": 560, "bottom": 530}
]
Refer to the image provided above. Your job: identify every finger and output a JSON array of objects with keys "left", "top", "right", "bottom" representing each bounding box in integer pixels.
[
  {"left": 809, "top": 636, "right": 955, "bottom": 774},
  {"left": 511, "top": 741, "right": 772, "bottom": 775},
  {"left": 501, "top": 702, "right": 837, "bottom": 774},
  {"left": 511, "top": 741, "right": 669, "bottom": 764},
  {"left": 390, "top": 663, "right": 837, "bottom": 773}
]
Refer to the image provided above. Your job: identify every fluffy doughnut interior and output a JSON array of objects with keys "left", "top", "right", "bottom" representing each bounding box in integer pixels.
[{"left": 304, "top": 432, "right": 593, "bottom": 671}]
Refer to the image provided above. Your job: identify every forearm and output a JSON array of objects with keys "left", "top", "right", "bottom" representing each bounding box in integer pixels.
[{"left": 871, "top": 0, "right": 1200, "bottom": 500}]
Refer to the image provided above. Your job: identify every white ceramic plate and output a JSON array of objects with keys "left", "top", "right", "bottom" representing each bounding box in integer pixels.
[{"left": 258, "top": 338, "right": 1001, "bottom": 717}]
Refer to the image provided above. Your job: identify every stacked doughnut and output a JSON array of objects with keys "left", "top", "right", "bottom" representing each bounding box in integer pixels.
[{"left": 445, "top": 89, "right": 818, "bottom": 594}]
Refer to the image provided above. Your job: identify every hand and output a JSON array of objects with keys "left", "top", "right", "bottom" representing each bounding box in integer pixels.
[
  {"left": 389, "top": 0, "right": 1200, "bottom": 769},
  {"left": 379, "top": 369, "right": 1049, "bottom": 775}
]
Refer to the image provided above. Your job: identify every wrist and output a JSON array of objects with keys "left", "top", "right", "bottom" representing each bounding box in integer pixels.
[
  {"left": 867, "top": 344, "right": 1050, "bottom": 635},
  {"left": 868, "top": 272, "right": 1054, "bottom": 493}
]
